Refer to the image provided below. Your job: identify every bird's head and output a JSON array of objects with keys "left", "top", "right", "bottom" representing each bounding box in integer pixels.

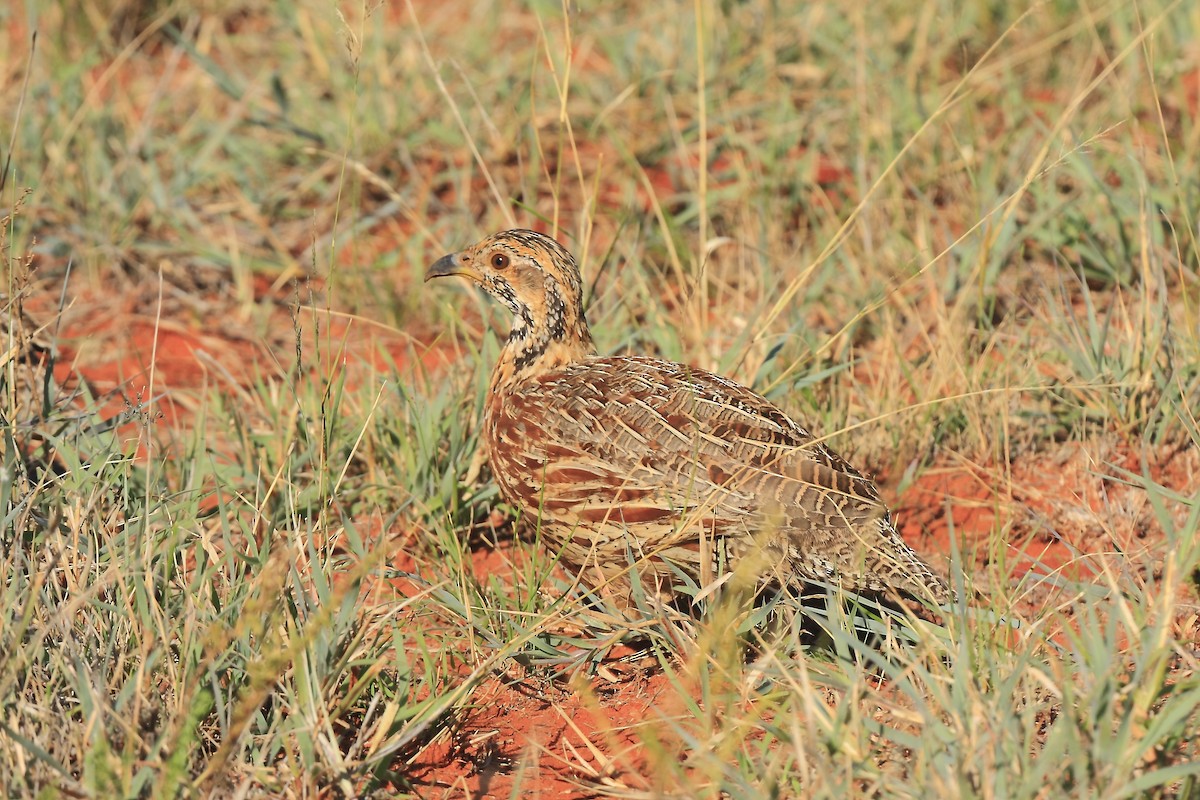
[{"left": 426, "top": 229, "right": 596, "bottom": 383}]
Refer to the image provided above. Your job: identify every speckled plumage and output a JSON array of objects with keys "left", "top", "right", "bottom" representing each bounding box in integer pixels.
[{"left": 426, "top": 229, "right": 953, "bottom": 605}]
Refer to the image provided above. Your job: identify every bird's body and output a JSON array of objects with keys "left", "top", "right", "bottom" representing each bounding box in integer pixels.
[{"left": 427, "top": 229, "right": 953, "bottom": 605}]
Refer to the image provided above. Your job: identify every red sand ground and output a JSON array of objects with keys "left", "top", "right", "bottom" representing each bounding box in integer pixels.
[{"left": 22, "top": 269, "right": 1197, "bottom": 798}]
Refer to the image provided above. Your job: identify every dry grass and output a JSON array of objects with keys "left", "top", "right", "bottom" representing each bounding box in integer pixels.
[{"left": 2, "top": 0, "right": 1199, "bottom": 797}]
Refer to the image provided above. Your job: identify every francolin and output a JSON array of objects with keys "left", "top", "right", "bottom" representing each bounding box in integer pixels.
[{"left": 426, "top": 229, "right": 954, "bottom": 607}]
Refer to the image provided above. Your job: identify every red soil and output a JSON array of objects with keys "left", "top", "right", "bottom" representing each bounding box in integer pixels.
[
  {"left": 25, "top": 275, "right": 456, "bottom": 436},
  {"left": 404, "top": 643, "right": 671, "bottom": 797},
  {"left": 894, "top": 440, "right": 1197, "bottom": 592}
]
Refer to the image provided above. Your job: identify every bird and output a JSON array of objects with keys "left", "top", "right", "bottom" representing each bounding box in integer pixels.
[{"left": 425, "top": 229, "right": 954, "bottom": 607}]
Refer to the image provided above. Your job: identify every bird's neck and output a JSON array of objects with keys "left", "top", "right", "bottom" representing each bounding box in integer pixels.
[{"left": 490, "top": 286, "right": 596, "bottom": 394}]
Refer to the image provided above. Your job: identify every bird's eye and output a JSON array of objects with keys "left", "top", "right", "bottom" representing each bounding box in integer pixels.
[{"left": 490, "top": 253, "right": 510, "bottom": 270}]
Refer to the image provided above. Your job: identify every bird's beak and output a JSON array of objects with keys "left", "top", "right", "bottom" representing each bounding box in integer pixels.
[{"left": 425, "top": 252, "right": 481, "bottom": 283}]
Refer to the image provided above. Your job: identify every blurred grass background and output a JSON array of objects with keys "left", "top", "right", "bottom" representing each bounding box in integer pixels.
[{"left": 2, "top": 0, "right": 1199, "bottom": 797}]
